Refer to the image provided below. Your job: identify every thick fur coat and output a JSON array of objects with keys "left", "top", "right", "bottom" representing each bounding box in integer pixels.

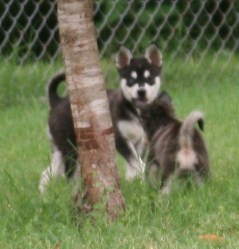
[{"left": 136, "top": 91, "right": 210, "bottom": 194}]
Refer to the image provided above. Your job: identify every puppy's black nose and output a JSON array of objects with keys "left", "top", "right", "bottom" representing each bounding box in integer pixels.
[{"left": 137, "top": 89, "right": 146, "bottom": 98}]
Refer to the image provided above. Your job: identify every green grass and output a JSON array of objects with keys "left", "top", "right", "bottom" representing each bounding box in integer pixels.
[{"left": 1, "top": 55, "right": 239, "bottom": 249}]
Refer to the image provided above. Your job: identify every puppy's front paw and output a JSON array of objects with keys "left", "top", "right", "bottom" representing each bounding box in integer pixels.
[{"left": 126, "top": 166, "right": 139, "bottom": 181}]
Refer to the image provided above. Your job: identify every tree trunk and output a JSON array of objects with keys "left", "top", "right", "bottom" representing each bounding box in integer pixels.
[{"left": 57, "top": 0, "right": 125, "bottom": 220}]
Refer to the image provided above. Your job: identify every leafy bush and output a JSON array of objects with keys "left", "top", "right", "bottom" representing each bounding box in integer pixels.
[{"left": 0, "top": 0, "right": 238, "bottom": 60}]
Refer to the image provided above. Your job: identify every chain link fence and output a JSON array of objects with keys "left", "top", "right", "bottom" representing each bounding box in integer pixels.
[{"left": 1, "top": 0, "right": 238, "bottom": 85}]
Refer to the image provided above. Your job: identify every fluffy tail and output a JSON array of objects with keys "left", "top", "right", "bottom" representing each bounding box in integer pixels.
[
  {"left": 48, "top": 72, "right": 65, "bottom": 108},
  {"left": 176, "top": 111, "right": 204, "bottom": 170}
]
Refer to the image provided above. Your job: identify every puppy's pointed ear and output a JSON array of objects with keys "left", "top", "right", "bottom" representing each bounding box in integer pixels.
[
  {"left": 157, "top": 91, "right": 172, "bottom": 105},
  {"left": 198, "top": 119, "right": 204, "bottom": 131},
  {"left": 145, "top": 44, "right": 163, "bottom": 68},
  {"left": 115, "top": 46, "right": 132, "bottom": 69}
]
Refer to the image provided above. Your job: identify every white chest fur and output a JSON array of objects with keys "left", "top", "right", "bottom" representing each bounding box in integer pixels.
[{"left": 117, "top": 120, "right": 146, "bottom": 146}]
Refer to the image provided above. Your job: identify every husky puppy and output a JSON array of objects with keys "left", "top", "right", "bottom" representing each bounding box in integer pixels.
[
  {"left": 136, "top": 91, "right": 210, "bottom": 194},
  {"left": 39, "top": 44, "right": 163, "bottom": 193}
]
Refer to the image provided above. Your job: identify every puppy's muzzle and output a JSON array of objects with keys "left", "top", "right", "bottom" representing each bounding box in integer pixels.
[{"left": 137, "top": 89, "right": 146, "bottom": 100}]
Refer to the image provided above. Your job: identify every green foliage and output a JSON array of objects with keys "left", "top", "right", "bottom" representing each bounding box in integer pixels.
[
  {"left": 0, "top": 58, "right": 62, "bottom": 108},
  {"left": 1, "top": 56, "right": 239, "bottom": 248},
  {"left": 1, "top": 0, "right": 238, "bottom": 60}
]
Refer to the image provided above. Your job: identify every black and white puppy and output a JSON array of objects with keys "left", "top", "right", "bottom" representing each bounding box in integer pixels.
[
  {"left": 136, "top": 91, "right": 210, "bottom": 194},
  {"left": 39, "top": 44, "right": 163, "bottom": 193}
]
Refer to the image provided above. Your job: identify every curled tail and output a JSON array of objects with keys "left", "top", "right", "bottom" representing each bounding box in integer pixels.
[
  {"left": 176, "top": 111, "right": 204, "bottom": 170},
  {"left": 48, "top": 72, "right": 66, "bottom": 108}
]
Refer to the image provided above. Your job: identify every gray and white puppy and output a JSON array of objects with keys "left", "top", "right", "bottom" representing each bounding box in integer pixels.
[
  {"left": 39, "top": 44, "right": 163, "bottom": 193},
  {"left": 136, "top": 91, "right": 210, "bottom": 194}
]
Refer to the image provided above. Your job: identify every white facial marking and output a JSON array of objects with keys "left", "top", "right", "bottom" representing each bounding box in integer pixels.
[
  {"left": 144, "top": 76, "right": 161, "bottom": 103},
  {"left": 131, "top": 71, "right": 137, "bottom": 79},
  {"left": 121, "top": 74, "right": 161, "bottom": 104},
  {"left": 121, "top": 78, "right": 127, "bottom": 85},
  {"left": 154, "top": 76, "right": 161, "bottom": 86},
  {"left": 121, "top": 78, "right": 139, "bottom": 101},
  {"left": 144, "top": 70, "right": 150, "bottom": 78}
]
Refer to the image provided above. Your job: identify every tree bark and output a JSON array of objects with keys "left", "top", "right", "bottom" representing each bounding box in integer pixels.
[{"left": 57, "top": 0, "right": 125, "bottom": 220}]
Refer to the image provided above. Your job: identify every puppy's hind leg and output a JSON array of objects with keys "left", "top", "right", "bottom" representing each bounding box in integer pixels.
[
  {"left": 160, "top": 175, "right": 173, "bottom": 195},
  {"left": 193, "top": 163, "right": 209, "bottom": 187},
  {"left": 39, "top": 146, "right": 65, "bottom": 194},
  {"left": 160, "top": 162, "right": 175, "bottom": 195},
  {"left": 146, "top": 162, "right": 160, "bottom": 188}
]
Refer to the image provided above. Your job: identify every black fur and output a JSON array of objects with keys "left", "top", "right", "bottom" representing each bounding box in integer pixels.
[
  {"left": 39, "top": 44, "right": 163, "bottom": 193},
  {"left": 47, "top": 74, "right": 145, "bottom": 178}
]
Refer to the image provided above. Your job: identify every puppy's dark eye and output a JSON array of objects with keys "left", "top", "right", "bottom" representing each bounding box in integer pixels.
[
  {"left": 127, "top": 78, "right": 135, "bottom": 87},
  {"left": 145, "top": 77, "right": 155, "bottom": 86}
]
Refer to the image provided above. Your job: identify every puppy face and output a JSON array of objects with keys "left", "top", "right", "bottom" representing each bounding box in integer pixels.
[{"left": 116, "top": 44, "right": 163, "bottom": 104}]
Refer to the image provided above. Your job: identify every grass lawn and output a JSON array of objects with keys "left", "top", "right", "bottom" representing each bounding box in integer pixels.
[{"left": 0, "top": 54, "right": 239, "bottom": 249}]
